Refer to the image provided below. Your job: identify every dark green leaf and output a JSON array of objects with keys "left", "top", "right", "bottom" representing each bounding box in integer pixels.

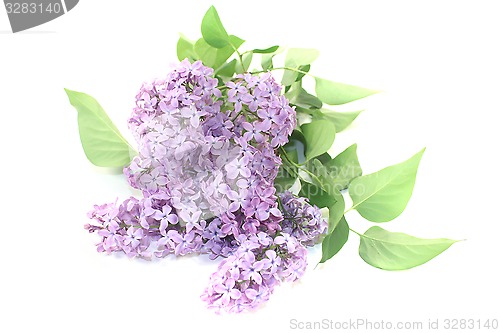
[
  {"left": 320, "top": 217, "right": 349, "bottom": 263},
  {"left": 328, "top": 190, "right": 345, "bottom": 230},
  {"left": 274, "top": 164, "right": 298, "bottom": 193},
  {"left": 299, "top": 180, "right": 336, "bottom": 208},
  {"left": 324, "top": 144, "right": 362, "bottom": 190},
  {"left": 282, "top": 130, "right": 307, "bottom": 164},
  {"left": 299, "top": 160, "right": 343, "bottom": 209},
  {"left": 296, "top": 64, "right": 310, "bottom": 82},
  {"left": 253, "top": 45, "right": 279, "bottom": 54},
  {"left": 316, "top": 152, "right": 332, "bottom": 165},
  {"left": 216, "top": 59, "right": 237, "bottom": 77}
]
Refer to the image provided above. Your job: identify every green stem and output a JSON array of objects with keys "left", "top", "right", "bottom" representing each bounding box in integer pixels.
[
  {"left": 230, "top": 42, "right": 246, "bottom": 72},
  {"left": 278, "top": 146, "right": 300, "bottom": 167},
  {"left": 251, "top": 66, "right": 316, "bottom": 78},
  {"left": 349, "top": 227, "right": 363, "bottom": 237},
  {"left": 278, "top": 147, "right": 326, "bottom": 191}
]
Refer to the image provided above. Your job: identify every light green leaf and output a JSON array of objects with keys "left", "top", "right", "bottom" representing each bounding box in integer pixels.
[
  {"left": 349, "top": 149, "right": 425, "bottom": 222},
  {"left": 253, "top": 45, "right": 279, "bottom": 54},
  {"left": 324, "top": 144, "right": 362, "bottom": 190},
  {"left": 260, "top": 47, "right": 283, "bottom": 71},
  {"left": 235, "top": 52, "right": 253, "bottom": 74},
  {"left": 318, "top": 109, "right": 363, "bottom": 132},
  {"left": 286, "top": 85, "right": 322, "bottom": 109},
  {"left": 282, "top": 48, "right": 320, "bottom": 86},
  {"left": 285, "top": 48, "right": 320, "bottom": 67},
  {"left": 201, "top": 6, "right": 229, "bottom": 48},
  {"left": 301, "top": 120, "right": 336, "bottom": 161},
  {"left": 65, "top": 89, "right": 135, "bottom": 167},
  {"left": 261, "top": 54, "right": 274, "bottom": 71},
  {"left": 176, "top": 34, "right": 197, "bottom": 62},
  {"left": 195, "top": 35, "right": 244, "bottom": 69},
  {"left": 359, "top": 226, "right": 458, "bottom": 270},
  {"left": 320, "top": 216, "right": 349, "bottom": 264},
  {"left": 315, "top": 77, "right": 378, "bottom": 105}
]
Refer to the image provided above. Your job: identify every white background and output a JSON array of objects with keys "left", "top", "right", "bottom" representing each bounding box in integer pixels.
[{"left": 1, "top": 1, "right": 499, "bottom": 332}]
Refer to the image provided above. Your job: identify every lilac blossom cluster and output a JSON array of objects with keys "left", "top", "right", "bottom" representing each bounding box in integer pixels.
[
  {"left": 84, "top": 59, "right": 327, "bottom": 312},
  {"left": 201, "top": 231, "right": 308, "bottom": 313}
]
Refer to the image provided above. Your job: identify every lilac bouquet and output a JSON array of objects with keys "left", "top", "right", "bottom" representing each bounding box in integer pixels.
[{"left": 66, "top": 6, "right": 458, "bottom": 313}]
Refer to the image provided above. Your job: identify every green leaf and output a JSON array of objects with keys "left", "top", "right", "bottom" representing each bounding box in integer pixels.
[
  {"left": 282, "top": 130, "right": 307, "bottom": 164},
  {"left": 349, "top": 149, "right": 425, "bottom": 222},
  {"left": 320, "top": 217, "right": 349, "bottom": 264},
  {"left": 235, "top": 52, "right": 253, "bottom": 74},
  {"left": 301, "top": 120, "right": 336, "bottom": 161},
  {"left": 253, "top": 45, "right": 279, "bottom": 54},
  {"left": 299, "top": 180, "right": 336, "bottom": 208},
  {"left": 216, "top": 59, "right": 237, "bottom": 77},
  {"left": 201, "top": 6, "right": 229, "bottom": 48},
  {"left": 285, "top": 48, "right": 320, "bottom": 67},
  {"left": 286, "top": 86, "right": 322, "bottom": 109},
  {"left": 282, "top": 48, "right": 320, "bottom": 86},
  {"left": 316, "top": 152, "right": 332, "bottom": 165},
  {"left": 317, "top": 109, "right": 363, "bottom": 133},
  {"left": 194, "top": 35, "right": 244, "bottom": 69},
  {"left": 315, "top": 77, "right": 378, "bottom": 105},
  {"left": 65, "top": 89, "right": 135, "bottom": 167},
  {"left": 328, "top": 190, "right": 345, "bottom": 231},
  {"left": 274, "top": 164, "right": 297, "bottom": 193},
  {"left": 359, "top": 226, "right": 458, "bottom": 270},
  {"left": 176, "top": 34, "right": 197, "bottom": 62},
  {"left": 299, "top": 160, "right": 343, "bottom": 209},
  {"left": 260, "top": 47, "right": 283, "bottom": 71},
  {"left": 296, "top": 64, "right": 310, "bottom": 82},
  {"left": 324, "top": 144, "right": 362, "bottom": 190}
]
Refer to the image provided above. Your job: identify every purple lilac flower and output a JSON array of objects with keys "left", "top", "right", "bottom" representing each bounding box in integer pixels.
[
  {"left": 279, "top": 191, "right": 328, "bottom": 246},
  {"left": 201, "top": 232, "right": 308, "bottom": 313},
  {"left": 85, "top": 60, "right": 328, "bottom": 313}
]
